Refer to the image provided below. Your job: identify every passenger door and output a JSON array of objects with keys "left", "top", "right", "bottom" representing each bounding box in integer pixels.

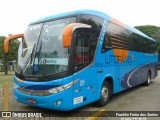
[{"left": 73, "top": 31, "right": 96, "bottom": 107}]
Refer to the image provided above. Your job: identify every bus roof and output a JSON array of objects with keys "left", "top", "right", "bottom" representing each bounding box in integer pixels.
[{"left": 30, "top": 10, "right": 156, "bottom": 43}]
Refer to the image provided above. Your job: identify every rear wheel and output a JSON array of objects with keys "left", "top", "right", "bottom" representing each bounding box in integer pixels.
[
  {"left": 144, "top": 72, "right": 151, "bottom": 86},
  {"left": 96, "top": 81, "right": 111, "bottom": 107}
]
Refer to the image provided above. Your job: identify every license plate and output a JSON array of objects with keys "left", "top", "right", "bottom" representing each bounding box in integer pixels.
[{"left": 27, "top": 98, "right": 37, "bottom": 104}]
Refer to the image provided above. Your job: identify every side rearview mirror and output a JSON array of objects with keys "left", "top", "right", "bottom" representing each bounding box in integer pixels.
[
  {"left": 4, "top": 34, "right": 24, "bottom": 54},
  {"left": 62, "top": 23, "right": 91, "bottom": 48}
]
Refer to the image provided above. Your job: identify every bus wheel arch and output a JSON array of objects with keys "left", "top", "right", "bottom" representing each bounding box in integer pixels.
[
  {"left": 96, "top": 77, "right": 113, "bottom": 107},
  {"left": 104, "top": 77, "right": 113, "bottom": 95}
]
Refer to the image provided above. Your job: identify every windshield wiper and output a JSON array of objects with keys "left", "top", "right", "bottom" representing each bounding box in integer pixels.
[
  {"left": 19, "top": 54, "right": 31, "bottom": 76},
  {"left": 30, "top": 43, "right": 36, "bottom": 65},
  {"left": 36, "top": 41, "right": 42, "bottom": 64},
  {"left": 31, "top": 41, "right": 43, "bottom": 75},
  {"left": 19, "top": 43, "right": 36, "bottom": 76}
]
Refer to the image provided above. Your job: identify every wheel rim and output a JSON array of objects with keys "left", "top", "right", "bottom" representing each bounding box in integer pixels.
[{"left": 101, "top": 85, "right": 109, "bottom": 102}]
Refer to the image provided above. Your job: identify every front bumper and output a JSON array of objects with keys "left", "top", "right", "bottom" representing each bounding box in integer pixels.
[{"left": 14, "top": 86, "right": 73, "bottom": 111}]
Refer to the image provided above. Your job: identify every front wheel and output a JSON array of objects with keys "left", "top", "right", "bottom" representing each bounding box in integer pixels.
[
  {"left": 96, "top": 81, "right": 111, "bottom": 107},
  {"left": 144, "top": 72, "right": 151, "bottom": 86}
]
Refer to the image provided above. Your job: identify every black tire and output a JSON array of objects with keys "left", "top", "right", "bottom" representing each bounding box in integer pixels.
[
  {"left": 96, "top": 81, "right": 111, "bottom": 107},
  {"left": 144, "top": 72, "right": 151, "bottom": 86}
]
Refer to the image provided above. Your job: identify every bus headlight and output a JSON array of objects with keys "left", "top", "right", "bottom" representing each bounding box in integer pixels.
[
  {"left": 48, "top": 79, "right": 78, "bottom": 94},
  {"left": 15, "top": 79, "right": 79, "bottom": 96},
  {"left": 14, "top": 83, "right": 19, "bottom": 88}
]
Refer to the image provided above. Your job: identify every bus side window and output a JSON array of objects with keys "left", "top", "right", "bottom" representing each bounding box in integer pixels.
[
  {"left": 74, "top": 34, "right": 90, "bottom": 71},
  {"left": 102, "top": 34, "right": 111, "bottom": 53}
]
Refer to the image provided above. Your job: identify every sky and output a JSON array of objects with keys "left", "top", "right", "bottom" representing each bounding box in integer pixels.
[{"left": 0, "top": 0, "right": 159, "bottom": 36}]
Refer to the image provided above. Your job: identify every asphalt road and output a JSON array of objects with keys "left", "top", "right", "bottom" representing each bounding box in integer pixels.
[{"left": 0, "top": 71, "right": 160, "bottom": 120}]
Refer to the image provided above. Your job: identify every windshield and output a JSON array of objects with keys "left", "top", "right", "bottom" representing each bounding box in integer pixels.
[
  {"left": 16, "top": 24, "right": 43, "bottom": 73},
  {"left": 21, "top": 17, "right": 76, "bottom": 76}
]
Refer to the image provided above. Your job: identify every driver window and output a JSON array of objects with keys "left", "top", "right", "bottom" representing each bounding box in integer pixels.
[{"left": 74, "top": 34, "right": 90, "bottom": 71}]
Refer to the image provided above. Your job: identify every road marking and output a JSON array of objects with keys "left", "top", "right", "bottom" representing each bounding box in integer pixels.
[
  {"left": 3, "top": 84, "right": 9, "bottom": 111},
  {"left": 84, "top": 109, "right": 106, "bottom": 120},
  {"left": 3, "top": 84, "right": 9, "bottom": 120}
]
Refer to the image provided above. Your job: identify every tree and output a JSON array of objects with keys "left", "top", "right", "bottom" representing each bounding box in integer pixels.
[
  {"left": 135, "top": 25, "right": 160, "bottom": 38},
  {"left": 7, "top": 40, "right": 19, "bottom": 61},
  {"left": 135, "top": 25, "right": 160, "bottom": 52},
  {"left": 0, "top": 35, "right": 19, "bottom": 74},
  {"left": 0, "top": 36, "right": 6, "bottom": 60}
]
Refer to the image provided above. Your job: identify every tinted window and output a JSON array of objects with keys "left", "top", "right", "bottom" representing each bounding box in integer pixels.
[
  {"left": 74, "top": 30, "right": 90, "bottom": 71},
  {"left": 73, "top": 15, "right": 104, "bottom": 71},
  {"left": 81, "top": 15, "right": 103, "bottom": 60},
  {"left": 102, "top": 21, "right": 157, "bottom": 54}
]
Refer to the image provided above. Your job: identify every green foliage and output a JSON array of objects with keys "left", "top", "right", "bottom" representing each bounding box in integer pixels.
[
  {"left": 135, "top": 25, "right": 160, "bottom": 37},
  {"left": 135, "top": 25, "right": 160, "bottom": 53},
  {"left": 0, "top": 36, "right": 6, "bottom": 60},
  {"left": 0, "top": 36, "right": 19, "bottom": 61},
  {"left": 7, "top": 40, "right": 19, "bottom": 61}
]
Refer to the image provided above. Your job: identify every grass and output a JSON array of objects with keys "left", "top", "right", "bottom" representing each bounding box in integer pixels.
[{"left": 0, "top": 71, "right": 14, "bottom": 85}]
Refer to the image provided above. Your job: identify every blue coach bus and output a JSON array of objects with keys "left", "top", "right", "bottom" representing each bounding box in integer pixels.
[{"left": 4, "top": 10, "right": 158, "bottom": 111}]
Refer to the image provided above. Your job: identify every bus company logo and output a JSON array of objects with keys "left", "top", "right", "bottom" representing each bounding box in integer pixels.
[
  {"left": 43, "top": 59, "right": 47, "bottom": 64},
  {"left": 105, "top": 55, "right": 134, "bottom": 64},
  {"left": 105, "top": 50, "right": 134, "bottom": 64},
  {"left": 42, "top": 58, "right": 57, "bottom": 64},
  {"left": 113, "top": 49, "right": 129, "bottom": 63}
]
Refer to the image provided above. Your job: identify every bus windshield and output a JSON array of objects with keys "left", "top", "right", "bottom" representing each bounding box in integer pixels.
[
  {"left": 16, "top": 23, "right": 43, "bottom": 74},
  {"left": 17, "top": 17, "right": 76, "bottom": 76}
]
